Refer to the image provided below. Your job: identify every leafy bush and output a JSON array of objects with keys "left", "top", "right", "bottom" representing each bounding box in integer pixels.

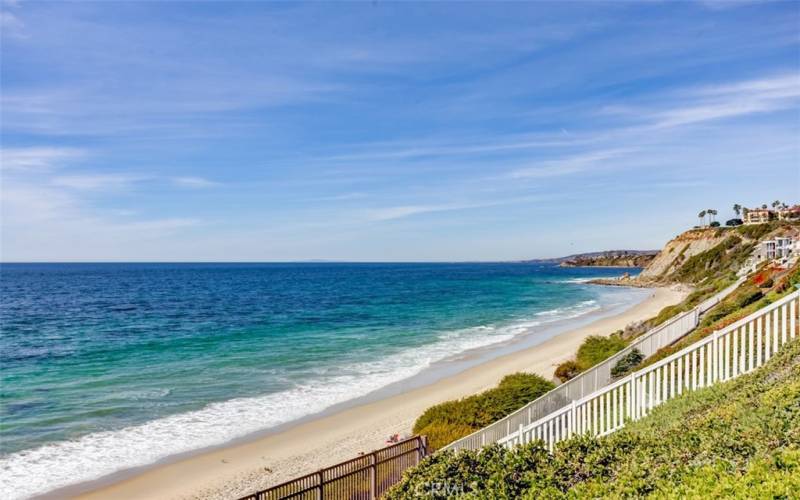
[
  {"left": 610, "top": 348, "right": 644, "bottom": 378},
  {"left": 709, "top": 221, "right": 721, "bottom": 227},
  {"left": 553, "top": 335, "right": 628, "bottom": 382},
  {"left": 575, "top": 335, "right": 627, "bottom": 369},
  {"left": 554, "top": 360, "right": 580, "bottom": 382},
  {"left": 414, "top": 422, "right": 476, "bottom": 454},
  {"left": 725, "top": 218, "right": 743, "bottom": 226},
  {"left": 388, "top": 339, "right": 800, "bottom": 499},
  {"left": 413, "top": 373, "right": 554, "bottom": 450}
]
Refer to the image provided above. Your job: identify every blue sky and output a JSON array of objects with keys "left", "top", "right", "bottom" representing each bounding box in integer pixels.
[{"left": 1, "top": 1, "right": 798, "bottom": 261}]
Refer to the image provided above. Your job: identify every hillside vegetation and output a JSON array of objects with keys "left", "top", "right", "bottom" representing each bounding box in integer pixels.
[{"left": 388, "top": 338, "right": 800, "bottom": 499}]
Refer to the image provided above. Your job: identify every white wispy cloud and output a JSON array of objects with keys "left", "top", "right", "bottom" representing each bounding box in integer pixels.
[
  {"left": 652, "top": 74, "right": 800, "bottom": 129},
  {"left": 0, "top": 147, "right": 85, "bottom": 172},
  {"left": 323, "top": 136, "right": 581, "bottom": 163},
  {"left": 171, "top": 176, "right": 218, "bottom": 188},
  {"left": 363, "top": 195, "right": 546, "bottom": 222},
  {"left": 51, "top": 174, "right": 150, "bottom": 191},
  {"left": 363, "top": 204, "right": 472, "bottom": 222},
  {"left": 507, "top": 148, "right": 635, "bottom": 179}
]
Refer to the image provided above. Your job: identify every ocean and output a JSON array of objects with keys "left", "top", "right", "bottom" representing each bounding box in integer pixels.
[{"left": 0, "top": 262, "right": 645, "bottom": 497}]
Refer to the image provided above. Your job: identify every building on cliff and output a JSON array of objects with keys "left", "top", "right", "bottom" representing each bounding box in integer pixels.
[
  {"left": 744, "top": 205, "right": 800, "bottom": 225},
  {"left": 743, "top": 208, "right": 774, "bottom": 225}
]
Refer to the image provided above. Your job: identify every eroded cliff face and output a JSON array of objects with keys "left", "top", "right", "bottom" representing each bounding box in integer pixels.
[{"left": 637, "top": 228, "right": 728, "bottom": 281}]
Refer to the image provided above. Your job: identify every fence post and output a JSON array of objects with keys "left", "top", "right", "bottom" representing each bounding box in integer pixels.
[
  {"left": 317, "top": 470, "right": 324, "bottom": 500},
  {"left": 628, "top": 373, "right": 636, "bottom": 420},
  {"left": 569, "top": 399, "right": 577, "bottom": 437},
  {"left": 711, "top": 331, "right": 719, "bottom": 383},
  {"left": 369, "top": 452, "right": 377, "bottom": 500}
]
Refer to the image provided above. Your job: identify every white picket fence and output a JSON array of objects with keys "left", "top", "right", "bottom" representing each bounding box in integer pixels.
[
  {"left": 498, "top": 290, "right": 799, "bottom": 450},
  {"left": 443, "top": 279, "right": 744, "bottom": 452}
]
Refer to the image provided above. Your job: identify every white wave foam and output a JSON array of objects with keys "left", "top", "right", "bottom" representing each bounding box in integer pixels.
[
  {"left": 557, "top": 277, "right": 602, "bottom": 284},
  {"left": 0, "top": 298, "right": 607, "bottom": 499}
]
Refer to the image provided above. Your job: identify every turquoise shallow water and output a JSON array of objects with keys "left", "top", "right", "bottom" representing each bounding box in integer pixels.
[{"left": 0, "top": 262, "right": 642, "bottom": 497}]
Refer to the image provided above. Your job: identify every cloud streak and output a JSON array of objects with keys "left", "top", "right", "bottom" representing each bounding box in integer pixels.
[{"left": 1, "top": 147, "right": 86, "bottom": 172}]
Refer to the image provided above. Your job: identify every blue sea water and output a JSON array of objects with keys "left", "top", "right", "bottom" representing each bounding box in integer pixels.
[{"left": 0, "top": 263, "right": 644, "bottom": 497}]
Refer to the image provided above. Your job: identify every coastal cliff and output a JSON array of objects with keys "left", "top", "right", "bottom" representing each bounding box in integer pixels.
[
  {"left": 636, "top": 228, "right": 728, "bottom": 280},
  {"left": 595, "top": 221, "right": 800, "bottom": 287}
]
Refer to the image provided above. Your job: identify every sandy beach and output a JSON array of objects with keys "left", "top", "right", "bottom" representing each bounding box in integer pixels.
[{"left": 71, "top": 285, "right": 686, "bottom": 500}]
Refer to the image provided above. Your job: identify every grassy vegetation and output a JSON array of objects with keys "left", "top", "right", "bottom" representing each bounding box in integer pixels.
[
  {"left": 669, "top": 235, "right": 753, "bottom": 285},
  {"left": 735, "top": 221, "right": 779, "bottom": 240},
  {"left": 413, "top": 373, "right": 554, "bottom": 451},
  {"left": 554, "top": 334, "right": 627, "bottom": 382},
  {"left": 388, "top": 338, "right": 800, "bottom": 499}
]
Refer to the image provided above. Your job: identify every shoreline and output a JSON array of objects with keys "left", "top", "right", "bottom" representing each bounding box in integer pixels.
[{"left": 65, "top": 285, "right": 687, "bottom": 500}]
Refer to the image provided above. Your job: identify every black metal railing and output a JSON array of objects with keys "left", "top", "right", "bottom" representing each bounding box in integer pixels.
[{"left": 238, "top": 435, "right": 428, "bottom": 500}]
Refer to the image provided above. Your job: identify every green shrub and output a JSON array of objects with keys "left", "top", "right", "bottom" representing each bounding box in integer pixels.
[
  {"left": 554, "top": 360, "right": 580, "bottom": 382},
  {"left": 553, "top": 335, "right": 629, "bottom": 382},
  {"left": 413, "top": 373, "right": 554, "bottom": 450},
  {"left": 388, "top": 339, "right": 800, "bottom": 499},
  {"left": 610, "top": 348, "right": 644, "bottom": 378},
  {"left": 414, "top": 422, "right": 477, "bottom": 452},
  {"left": 575, "top": 335, "right": 627, "bottom": 370}
]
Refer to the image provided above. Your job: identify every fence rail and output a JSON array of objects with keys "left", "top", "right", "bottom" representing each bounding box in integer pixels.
[
  {"left": 498, "top": 290, "right": 799, "bottom": 450},
  {"left": 443, "top": 278, "right": 744, "bottom": 452},
  {"left": 238, "top": 436, "right": 427, "bottom": 500}
]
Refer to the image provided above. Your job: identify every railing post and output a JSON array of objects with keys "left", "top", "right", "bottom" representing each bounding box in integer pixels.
[
  {"left": 569, "top": 399, "right": 577, "bottom": 437},
  {"left": 369, "top": 452, "right": 377, "bottom": 500},
  {"left": 712, "top": 331, "right": 719, "bottom": 383},
  {"left": 628, "top": 373, "right": 636, "bottom": 420},
  {"left": 317, "top": 470, "right": 324, "bottom": 500}
]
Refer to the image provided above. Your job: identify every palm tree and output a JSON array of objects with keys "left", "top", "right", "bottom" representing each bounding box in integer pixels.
[
  {"left": 710, "top": 209, "right": 718, "bottom": 223},
  {"left": 772, "top": 200, "right": 782, "bottom": 209},
  {"left": 698, "top": 210, "right": 707, "bottom": 227},
  {"left": 706, "top": 209, "right": 717, "bottom": 224},
  {"left": 733, "top": 204, "right": 742, "bottom": 216}
]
